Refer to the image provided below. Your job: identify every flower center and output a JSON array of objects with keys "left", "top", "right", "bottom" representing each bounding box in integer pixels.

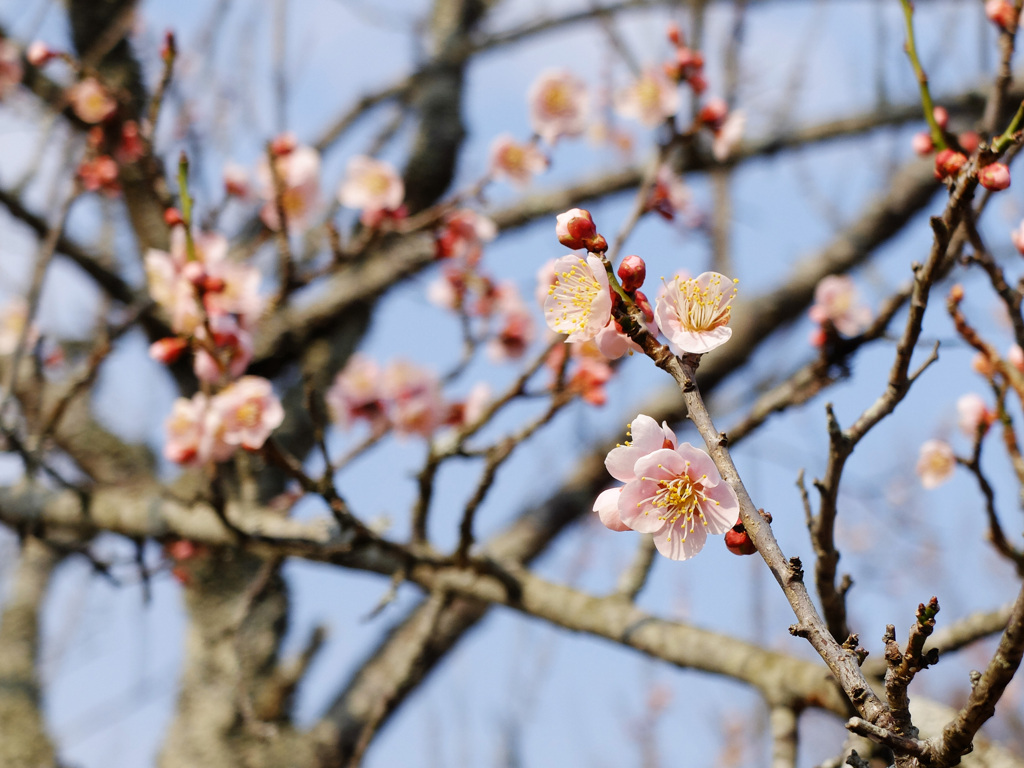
[
  {"left": 543, "top": 84, "right": 572, "bottom": 116},
  {"left": 548, "top": 259, "right": 602, "bottom": 334},
  {"left": 637, "top": 77, "right": 660, "bottom": 110},
  {"left": 648, "top": 470, "right": 711, "bottom": 542},
  {"left": 235, "top": 401, "right": 261, "bottom": 429},
  {"left": 676, "top": 275, "right": 735, "bottom": 333}
]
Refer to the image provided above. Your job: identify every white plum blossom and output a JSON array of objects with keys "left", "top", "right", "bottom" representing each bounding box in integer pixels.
[
  {"left": 614, "top": 68, "right": 680, "bottom": 128},
  {"left": 338, "top": 155, "right": 404, "bottom": 215},
  {"left": 543, "top": 254, "right": 612, "bottom": 342},
  {"left": 916, "top": 440, "right": 956, "bottom": 489},
  {"left": 488, "top": 134, "right": 548, "bottom": 185},
  {"left": 528, "top": 69, "right": 589, "bottom": 145},
  {"left": 809, "top": 275, "right": 871, "bottom": 336},
  {"left": 654, "top": 271, "right": 737, "bottom": 355},
  {"left": 212, "top": 376, "right": 285, "bottom": 451},
  {"left": 257, "top": 144, "right": 321, "bottom": 231},
  {"left": 957, "top": 393, "right": 993, "bottom": 437}
]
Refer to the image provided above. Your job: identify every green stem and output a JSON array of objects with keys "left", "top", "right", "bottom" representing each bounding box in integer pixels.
[
  {"left": 177, "top": 151, "right": 198, "bottom": 262},
  {"left": 900, "top": 0, "right": 947, "bottom": 151},
  {"left": 994, "top": 99, "right": 1024, "bottom": 154}
]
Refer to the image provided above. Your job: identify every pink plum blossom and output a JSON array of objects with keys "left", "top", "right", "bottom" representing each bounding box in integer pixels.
[
  {"left": 435, "top": 209, "right": 497, "bottom": 264},
  {"left": 647, "top": 165, "right": 695, "bottom": 222},
  {"left": 618, "top": 443, "right": 739, "bottom": 560},
  {"left": 614, "top": 68, "right": 681, "bottom": 128},
  {"left": 543, "top": 254, "right": 613, "bottom": 342},
  {"left": 916, "top": 439, "right": 956, "bottom": 489},
  {"left": 26, "top": 41, "right": 54, "bottom": 68},
  {"left": 569, "top": 355, "right": 612, "bottom": 406},
  {"left": 193, "top": 316, "right": 254, "bottom": 383},
  {"left": 338, "top": 155, "right": 404, "bottom": 218},
  {"left": 68, "top": 77, "right": 117, "bottom": 123},
  {"left": 165, "top": 394, "right": 233, "bottom": 465},
  {"left": 808, "top": 275, "right": 872, "bottom": 337},
  {"left": 326, "top": 353, "right": 387, "bottom": 430},
  {"left": 957, "top": 393, "right": 993, "bottom": 437},
  {"left": 654, "top": 271, "right": 737, "bottom": 355},
  {"left": 211, "top": 376, "right": 284, "bottom": 450},
  {"left": 594, "top": 319, "right": 639, "bottom": 360},
  {"left": 528, "top": 69, "right": 589, "bottom": 145},
  {"left": 257, "top": 143, "right": 321, "bottom": 231},
  {"left": 381, "top": 360, "right": 445, "bottom": 437},
  {"left": 488, "top": 134, "right": 548, "bottom": 185},
  {"left": 487, "top": 285, "right": 535, "bottom": 362},
  {"left": 594, "top": 415, "right": 677, "bottom": 531}
]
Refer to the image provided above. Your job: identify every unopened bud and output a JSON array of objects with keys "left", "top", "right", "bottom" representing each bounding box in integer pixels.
[
  {"left": 149, "top": 337, "right": 188, "bottom": 364},
  {"left": 911, "top": 131, "right": 933, "bottom": 156},
  {"left": 698, "top": 98, "right": 728, "bottom": 131},
  {"left": 587, "top": 234, "right": 608, "bottom": 253},
  {"left": 932, "top": 106, "right": 949, "bottom": 130},
  {"left": 986, "top": 0, "right": 1016, "bottom": 29},
  {"left": 979, "top": 162, "right": 1010, "bottom": 191},
  {"left": 934, "top": 148, "right": 966, "bottom": 179},
  {"left": 634, "top": 290, "right": 654, "bottom": 323},
  {"left": 270, "top": 131, "right": 297, "bottom": 156},
  {"left": 555, "top": 207, "right": 597, "bottom": 250},
  {"left": 688, "top": 73, "right": 707, "bottom": 94},
  {"left": 959, "top": 131, "right": 981, "bottom": 155},
  {"left": 948, "top": 283, "right": 965, "bottom": 303},
  {"left": 617, "top": 255, "right": 646, "bottom": 292},
  {"left": 26, "top": 41, "right": 55, "bottom": 67},
  {"left": 163, "top": 207, "right": 183, "bottom": 227},
  {"left": 725, "top": 522, "right": 757, "bottom": 556},
  {"left": 666, "top": 22, "right": 683, "bottom": 47}
]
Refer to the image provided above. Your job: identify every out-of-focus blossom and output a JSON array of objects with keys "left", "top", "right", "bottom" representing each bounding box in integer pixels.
[
  {"left": 0, "top": 39, "right": 22, "bottom": 99},
  {"left": 544, "top": 254, "right": 613, "bottom": 342},
  {"left": 165, "top": 393, "right": 233, "bottom": 465},
  {"left": 1010, "top": 345, "right": 1024, "bottom": 373},
  {"left": 568, "top": 355, "right": 612, "bottom": 406},
  {"left": 224, "top": 162, "right": 250, "bottom": 198},
  {"left": 618, "top": 443, "right": 739, "bottom": 560},
  {"left": 647, "top": 165, "right": 694, "bottom": 222},
  {"left": 116, "top": 121, "right": 144, "bottom": 164},
  {"left": 68, "top": 77, "right": 117, "bottom": 123},
  {"left": 381, "top": 360, "right": 445, "bottom": 437},
  {"left": 615, "top": 68, "right": 680, "bottom": 128},
  {"left": 957, "top": 393, "right": 993, "bottom": 438},
  {"left": 212, "top": 376, "right": 284, "bottom": 451},
  {"left": 979, "top": 163, "right": 1011, "bottom": 191},
  {"left": 986, "top": 0, "right": 1016, "bottom": 29},
  {"left": 77, "top": 155, "right": 120, "bottom": 195},
  {"left": 808, "top": 275, "right": 872, "bottom": 337},
  {"left": 446, "top": 382, "right": 491, "bottom": 429},
  {"left": 487, "top": 286, "right": 535, "bottom": 362},
  {"left": 959, "top": 131, "right": 981, "bottom": 155},
  {"left": 712, "top": 110, "right": 745, "bottom": 162},
  {"left": 528, "top": 69, "right": 589, "bottom": 145},
  {"left": 149, "top": 337, "right": 188, "bottom": 365},
  {"left": 488, "top": 134, "right": 548, "bottom": 185},
  {"left": 338, "top": 155, "right": 404, "bottom": 221},
  {"left": 697, "top": 98, "right": 728, "bottom": 131},
  {"left": 435, "top": 209, "right": 497, "bottom": 264},
  {"left": 258, "top": 143, "right": 321, "bottom": 231},
  {"left": 326, "top": 353, "right": 387, "bottom": 430},
  {"left": 916, "top": 439, "right": 956, "bottom": 489},
  {"left": 193, "top": 316, "right": 253, "bottom": 383},
  {"left": 933, "top": 106, "right": 949, "bottom": 130},
  {"left": 655, "top": 271, "right": 737, "bottom": 355}
]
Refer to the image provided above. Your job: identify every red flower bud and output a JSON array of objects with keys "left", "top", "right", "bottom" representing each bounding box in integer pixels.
[
  {"left": 725, "top": 522, "right": 756, "bottom": 556},
  {"left": 932, "top": 106, "right": 948, "bottom": 130},
  {"left": 163, "top": 207, "right": 183, "bottom": 227},
  {"left": 634, "top": 290, "right": 654, "bottom": 323},
  {"left": 959, "top": 131, "right": 980, "bottom": 155},
  {"left": 149, "top": 337, "right": 188, "bottom": 364},
  {"left": 666, "top": 22, "right": 683, "bottom": 47},
  {"left": 270, "top": 132, "right": 297, "bottom": 157},
  {"left": 698, "top": 98, "right": 728, "bottom": 131},
  {"left": 934, "top": 149, "right": 966, "bottom": 180},
  {"left": 911, "top": 131, "right": 933, "bottom": 156},
  {"left": 979, "top": 162, "right": 1011, "bottom": 191},
  {"left": 555, "top": 208, "right": 597, "bottom": 250},
  {"left": 617, "top": 255, "right": 646, "bottom": 292},
  {"left": 986, "top": 0, "right": 1016, "bottom": 29}
]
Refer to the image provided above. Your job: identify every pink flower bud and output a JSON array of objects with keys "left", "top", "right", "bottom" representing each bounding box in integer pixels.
[
  {"left": 634, "top": 289, "right": 654, "bottom": 323},
  {"left": 934, "top": 149, "right": 966, "bottom": 179},
  {"left": 26, "top": 41, "right": 54, "bottom": 67},
  {"left": 149, "top": 337, "right": 188, "bottom": 364},
  {"left": 724, "top": 522, "right": 756, "bottom": 556},
  {"left": 979, "top": 163, "right": 1011, "bottom": 191},
  {"left": 911, "top": 131, "right": 934, "bottom": 156},
  {"left": 972, "top": 352, "right": 996, "bottom": 377},
  {"left": 959, "top": 131, "right": 980, "bottom": 154},
  {"left": 688, "top": 73, "right": 708, "bottom": 94},
  {"left": 667, "top": 22, "right": 682, "bottom": 46},
  {"left": 270, "top": 131, "right": 297, "bottom": 157},
  {"left": 555, "top": 208, "right": 597, "bottom": 249},
  {"left": 617, "top": 255, "right": 646, "bottom": 292},
  {"left": 932, "top": 106, "right": 949, "bottom": 130}
]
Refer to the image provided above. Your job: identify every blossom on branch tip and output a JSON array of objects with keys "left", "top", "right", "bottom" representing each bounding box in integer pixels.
[
  {"left": 68, "top": 77, "right": 117, "bottom": 123},
  {"left": 619, "top": 444, "right": 739, "bottom": 560},
  {"left": 528, "top": 69, "right": 589, "bottom": 145},
  {"left": 543, "top": 254, "right": 613, "bottom": 342},
  {"left": 654, "top": 271, "right": 737, "bottom": 355},
  {"left": 916, "top": 439, "right": 956, "bottom": 489}
]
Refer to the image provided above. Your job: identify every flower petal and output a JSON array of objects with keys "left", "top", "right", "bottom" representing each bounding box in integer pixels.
[
  {"left": 653, "top": 521, "right": 708, "bottom": 561},
  {"left": 594, "top": 488, "right": 630, "bottom": 531}
]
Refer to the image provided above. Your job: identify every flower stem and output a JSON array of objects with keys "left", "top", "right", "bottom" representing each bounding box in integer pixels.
[
  {"left": 900, "top": 0, "right": 947, "bottom": 151},
  {"left": 177, "top": 151, "right": 198, "bottom": 262}
]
